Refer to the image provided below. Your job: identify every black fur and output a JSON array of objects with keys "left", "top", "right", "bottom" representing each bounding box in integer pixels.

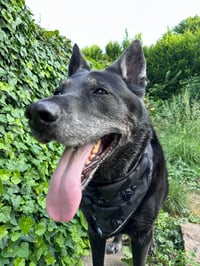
[{"left": 26, "top": 40, "right": 168, "bottom": 266}]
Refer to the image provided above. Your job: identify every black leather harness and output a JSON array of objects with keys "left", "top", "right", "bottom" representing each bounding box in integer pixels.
[{"left": 81, "top": 144, "right": 153, "bottom": 238}]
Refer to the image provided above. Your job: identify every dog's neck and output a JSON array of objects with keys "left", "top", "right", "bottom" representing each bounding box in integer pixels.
[
  {"left": 81, "top": 143, "right": 153, "bottom": 238},
  {"left": 94, "top": 130, "right": 152, "bottom": 183}
]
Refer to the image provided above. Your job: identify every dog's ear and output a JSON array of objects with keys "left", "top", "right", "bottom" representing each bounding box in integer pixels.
[
  {"left": 107, "top": 40, "right": 147, "bottom": 97},
  {"left": 68, "top": 44, "right": 90, "bottom": 77}
]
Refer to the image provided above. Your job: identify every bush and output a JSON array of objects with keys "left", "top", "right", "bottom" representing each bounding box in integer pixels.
[
  {"left": 0, "top": 1, "right": 89, "bottom": 265},
  {"left": 146, "top": 16, "right": 200, "bottom": 99}
]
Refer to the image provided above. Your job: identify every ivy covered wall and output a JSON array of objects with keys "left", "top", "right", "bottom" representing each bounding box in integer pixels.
[{"left": 0, "top": 0, "right": 89, "bottom": 265}]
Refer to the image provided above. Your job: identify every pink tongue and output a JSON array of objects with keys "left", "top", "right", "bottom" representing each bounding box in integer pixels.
[{"left": 46, "top": 143, "right": 94, "bottom": 222}]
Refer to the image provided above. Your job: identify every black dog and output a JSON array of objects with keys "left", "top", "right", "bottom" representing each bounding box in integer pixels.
[{"left": 26, "top": 40, "right": 168, "bottom": 266}]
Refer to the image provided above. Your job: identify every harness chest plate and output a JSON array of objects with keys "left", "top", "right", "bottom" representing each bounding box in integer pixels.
[{"left": 81, "top": 144, "right": 153, "bottom": 238}]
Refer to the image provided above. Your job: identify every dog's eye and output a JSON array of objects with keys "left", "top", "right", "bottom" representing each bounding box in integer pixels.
[{"left": 93, "top": 88, "right": 108, "bottom": 95}]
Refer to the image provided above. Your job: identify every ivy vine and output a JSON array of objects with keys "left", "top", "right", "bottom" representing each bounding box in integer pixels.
[{"left": 0, "top": 0, "right": 89, "bottom": 265}]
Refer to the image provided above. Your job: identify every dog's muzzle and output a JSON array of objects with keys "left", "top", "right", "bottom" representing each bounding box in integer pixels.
[
  {"left": 25, "top": 100, "right": 63, "bottom": 143},
  {"left": 26, "top": 100, "right": 61, "bottom": 124}
]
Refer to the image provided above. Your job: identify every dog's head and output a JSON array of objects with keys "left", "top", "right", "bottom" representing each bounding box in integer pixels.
[{"left": 26, "top": 40, "right": 149, "bottom": 223}]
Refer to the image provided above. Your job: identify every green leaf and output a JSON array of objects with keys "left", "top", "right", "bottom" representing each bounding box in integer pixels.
[
  {"left": 11, "top": 171, "right": 21, "bottom": 184},
  {"left": 14, "top": 258, "right": 25, "bottom": 266},
  {"left": 10, "top": 231, "right": 21, "bottom": 241},
  {"left": 1, "top": 8, "right": 13, "bottom": 23},
  {"left": 79, "top": 210, "right": 88, "bottom": 230},
  {"left": 0, "top": 169, "right": 11, "bottom": 181},
  {"left": 37, "top": 196, "right": 46, "bottom": 209},
  {"left": 0, "top": 206, "right": 11, "bottom": 223},
  {"left": 35, "top": 219, "right": 47, "bottom": 236},
  {"left": 0, "top": 179, "right": 4, "bottom": 195},
  {"left": 13, "top": 242, "right": 29, "bottom": 258},
  {"left": 0, "top": 225, "right": 8, "bottom": 240},
  {"left": 45, "top": 252, "right": 56, "bottom": 265},
  {"left": 29, "top": 262, "right": 37, "bottom": 266},
  {"left": 19, "top": 217, "right": 34, "bottom": 235}
]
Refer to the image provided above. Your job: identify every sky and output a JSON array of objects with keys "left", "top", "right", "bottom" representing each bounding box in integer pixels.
[{"left": 25, "top": 0, "right": 199, "bottom": 49}]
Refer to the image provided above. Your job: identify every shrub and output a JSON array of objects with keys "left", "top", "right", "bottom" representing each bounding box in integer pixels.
[
  {"left": 146, "top": 16, "right": 200, "bottom": 99},
  {"left": 0, "top": 0, "right": 89, "bottom": 265}
]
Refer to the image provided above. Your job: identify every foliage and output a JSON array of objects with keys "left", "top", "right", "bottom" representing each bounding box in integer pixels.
[
  {"left": 149, "top": 89, "right": 200, "bottom": 219},
  {"left": 146, "top": 16, "right": 200, "bottom": 99},
  {"left": 122, "top": 211, "right": 200, "bottom": 266},
  {"left": 163, "top": 177, "right": 190, "bottom": 216},
  {"left": 173, "top": 15, "right": 200, "bottom": 34},
  {"left": 180, "top": 75, "right": 200, "bottom": 99},
  {"left": 82, "top": 44, "right": 103, "bottom": 60},
  {"left": 81, "top": 16, "right": 200, "bottom": 100},
  {"left": 153, "top": 89, "right": 200, "bottom": 172},
  {"left": 105, "top": 41, "right": 122, "bottom": 61},
  {"left": 0, "top": 0, "right": 89, "bottom": 265},
  {"left": 82, "top": 29, "right": 134, "bottom": 65}
]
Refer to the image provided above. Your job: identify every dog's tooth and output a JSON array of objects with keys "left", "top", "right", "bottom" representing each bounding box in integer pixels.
[
  {"left": 84, "top": 159, "right": 91, "bottom": 166},
  {"left": 92, "top": 140, "right": 101, "bottom": 154},
  {"left": 89, "top": 154, "right": 96, "bottom": 161}
]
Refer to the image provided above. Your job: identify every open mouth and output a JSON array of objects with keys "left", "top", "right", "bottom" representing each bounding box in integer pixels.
[
  {"left": 46, "top": 133, "right": 120, "bottom": 222},
  {"left": 81, "top": 133, "right": 120, "bottom": 188}
]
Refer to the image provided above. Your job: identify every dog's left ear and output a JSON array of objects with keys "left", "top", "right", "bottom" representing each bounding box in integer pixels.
[
  {"left": 107, "top": 40, "right": 147, "bottom": 97},
  {"left": 68, "top": 44, "right": 90, "bottom": 77}
]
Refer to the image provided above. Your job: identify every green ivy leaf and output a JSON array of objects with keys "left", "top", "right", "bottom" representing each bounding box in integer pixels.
[
  {"left": 10, "top": 231, "right": 21, "bottom": 241},
  {"left": 0, "top": 179, "right": 4, "bottom": 195},
  {"left": 1, "top": 8, "right": 13, "bottom": 23},
  {"left": 0, "top": 206, "right": 11, "bottom": 222},
  {"left": 19, "top": 217, "right": 34, "bottom": 235},
  {"left": 45, "top": 252, "right": 56, "bottom": 265},
  {"left": 14, "top": 258, "right": 25, "bottom": 266},
  {"left": 0, "top": 225, "right": 8, "bottom": 240},
  {"left": 35, "top": 219, "right": 47, "bottom": 236},
  {"left": 0, "top": 169, "right": 11, "bottom": 181},
  {"left": 11, "top": 171, "right": 21, "bottom": 184},
  {"left": 29, "top": 262, "right": 36, "bottom": 266},
  {"left": 14, "top": 242, "right": 29, "bottom": 258}
]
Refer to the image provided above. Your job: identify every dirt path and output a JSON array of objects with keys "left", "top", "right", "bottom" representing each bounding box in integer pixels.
[
  {"left": 181, "top": 223, "right": 200, "bottom": 263},
  {"left": 180, "top": 192, "right": 200, "bottom": 263},
  {"left": 83, "top": 251, "right": 124, "bottom": 266}
]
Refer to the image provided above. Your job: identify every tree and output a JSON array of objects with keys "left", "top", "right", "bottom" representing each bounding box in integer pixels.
[
  {"left": 146, "top": 16, "right": 200, "bottom": 99},
  {"left": 173, "top": 15, "right": 200, "bottom": 34},
  {"left": 82, "top": 44, "right": 103, "bottom": 60},
  {"left": 105, "top": 41, "right": 122, "bottom": 61}
]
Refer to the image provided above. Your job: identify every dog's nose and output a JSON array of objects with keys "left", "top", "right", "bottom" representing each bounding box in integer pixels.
[{"left": 26, "top": 101, "right": 61, "bottom": 123}]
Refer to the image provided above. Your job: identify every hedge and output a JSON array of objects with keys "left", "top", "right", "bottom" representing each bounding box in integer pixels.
[{"left": 0, "top": 0, "right": 89, "bottom": 265}]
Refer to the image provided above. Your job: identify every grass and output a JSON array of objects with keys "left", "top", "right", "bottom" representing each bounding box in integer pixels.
[
  {"left": 163, "top": 178, "right": 190, "bottom": 216},
  {"left": 152, "top": 89, "right": 200, "bottom": 194}
]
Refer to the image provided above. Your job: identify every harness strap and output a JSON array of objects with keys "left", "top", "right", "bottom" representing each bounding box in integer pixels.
[{"left": 81, "top": 143, "right": 153, "bottom": 238}]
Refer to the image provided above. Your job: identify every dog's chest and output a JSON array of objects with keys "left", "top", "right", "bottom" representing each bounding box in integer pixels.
[{"left": 81, "top": 144, "right": 153, "bottom": 238}]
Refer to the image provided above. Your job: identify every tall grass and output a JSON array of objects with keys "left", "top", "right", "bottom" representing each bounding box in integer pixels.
[
  {"left": 154, "top": 89, "right": 200, "bottom": 167},
  {"left": 151, "top": 89, "right": 200, "bottom": 215}
]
